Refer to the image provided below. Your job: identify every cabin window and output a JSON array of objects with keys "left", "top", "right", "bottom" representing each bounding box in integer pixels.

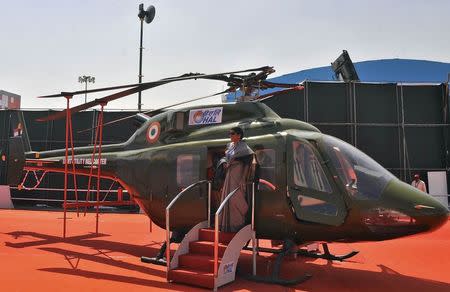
[
  {"left": 292, "top": 141, "right": 332, "bottom": 193},
  {"left": 255, "top": 148, "right": 276, "bottom": 190},
  {"left": 177, "top": 154, "right": 200, "bottom": 188}
]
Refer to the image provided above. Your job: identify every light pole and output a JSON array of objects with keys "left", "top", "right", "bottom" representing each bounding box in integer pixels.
[
  {"left": 78, "top": 75, "right": 95, "bottom": 103},
  {"left": 137, "top": 4, "right": 156, "bottom": 111}
]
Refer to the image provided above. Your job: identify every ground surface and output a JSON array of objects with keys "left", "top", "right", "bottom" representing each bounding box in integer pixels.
[{"left": 1, "top": 209, "right": 449, "bottom": 291}]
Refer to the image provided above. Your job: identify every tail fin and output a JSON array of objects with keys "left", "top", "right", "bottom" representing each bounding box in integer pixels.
[
  {"left": 0, "top": 110, "right": 30, "bottom": 186},
  {"left": 6, "top": 136, "right": 25, "bottom": 186}
]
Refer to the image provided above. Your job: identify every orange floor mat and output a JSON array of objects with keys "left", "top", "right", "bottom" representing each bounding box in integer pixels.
[{"left": 1, "top": 209, "right": 449, "bottom": 291}]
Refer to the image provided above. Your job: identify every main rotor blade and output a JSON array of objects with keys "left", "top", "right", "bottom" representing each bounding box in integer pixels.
[
  {"left": 38, "top": 66, "right": 272, "bottom": 98},
  {"left": 77, "top": 88, "right": 232, "bottom": 133},
  {"left": 260, "top": 80, "right": 300, "bottom": 89},
  {"left": 253, "top": 85, "right": 304, "bottom": 101},
  {"left": 35, "top": 66, "right": 275, "bottom": 122},
  {"left": 36, "top": 81, "right": 168, "bottom": 122}
]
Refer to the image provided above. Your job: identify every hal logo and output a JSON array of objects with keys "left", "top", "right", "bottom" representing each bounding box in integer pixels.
[
  {"left": 188, "top": 107, "right": 223, "bottom": 125},
  {"left": 223, "top": 262, "right": 234, "bottom": 274}
]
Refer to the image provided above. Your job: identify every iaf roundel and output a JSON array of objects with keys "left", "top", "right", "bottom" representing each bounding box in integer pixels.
[{"left": 146, "top": 122, "right": 161, "bottom": 144}]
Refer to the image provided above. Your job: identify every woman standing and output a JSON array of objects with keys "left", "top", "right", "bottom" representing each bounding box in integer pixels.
[{"left": 219, "top": 126, "right": 255, "bottom": 232}]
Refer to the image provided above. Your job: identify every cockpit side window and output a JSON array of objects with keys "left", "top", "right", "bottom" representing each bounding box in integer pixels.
[
  {"left": 292, "top": 141, "right": 332, "bottom": 193},
  {"left": 321, "top": 135, "right": 394, "bottom": 200}
]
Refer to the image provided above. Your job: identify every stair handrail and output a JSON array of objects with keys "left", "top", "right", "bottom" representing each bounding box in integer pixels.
[
  {"left": 166, "top": 179, "right": 211, "bottom": 274},
  {"left": 213, "top": 186, "right": 240, "bottom": 278},
  {"left": 214, "top": 182, "right": 256, "bottom": 278}
]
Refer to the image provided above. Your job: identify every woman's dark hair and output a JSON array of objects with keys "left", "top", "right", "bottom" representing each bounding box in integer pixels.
[{"left": 231, "top": 126, "right": 244, "bottom": 139}]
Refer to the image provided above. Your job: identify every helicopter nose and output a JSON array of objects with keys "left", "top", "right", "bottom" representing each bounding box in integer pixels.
[{"left": 381, "top": 179, "right": 449, "bottom": 232}]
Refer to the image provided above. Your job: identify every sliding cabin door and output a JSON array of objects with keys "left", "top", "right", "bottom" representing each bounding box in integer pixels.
[{"left": 167, "top": 146, "right": 208, "bottom": 230}]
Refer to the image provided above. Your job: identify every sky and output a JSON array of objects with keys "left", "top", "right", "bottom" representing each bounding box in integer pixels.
[{"left": 1, "top": 0, "right": 449, "bottom": 111}]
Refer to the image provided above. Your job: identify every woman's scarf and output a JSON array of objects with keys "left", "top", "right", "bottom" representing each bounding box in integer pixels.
[{"left": 225, "top": 140, "right": 254, "bottom": 162}]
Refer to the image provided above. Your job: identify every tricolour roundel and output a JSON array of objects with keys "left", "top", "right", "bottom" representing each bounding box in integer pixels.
[{"left": 146, "top": 122, "right": 161, "bottom": 144}]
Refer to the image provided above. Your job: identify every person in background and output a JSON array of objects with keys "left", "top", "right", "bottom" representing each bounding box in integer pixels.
[
  {"left": 411, "top": 174, "right": 427, "bottom": 193},
  {"left": 219, "top": 126, "right": 255, "bottom": 232}
]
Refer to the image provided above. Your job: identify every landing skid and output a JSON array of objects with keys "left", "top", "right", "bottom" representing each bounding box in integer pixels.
[
  {"left": 141, "top": 240, "right": 168, "bottom": 266},
  {"left": 141, "top": 231, "right": 185, "bottom": 267},
  {"left": 243, "top": 239, "right": 311, "bottom": 286},
  {"left": 245, "top": 242, "right": 359, "bottom": 262},
  {"left": 297, "top": 243, "right": 359, "bottom": 261},
  {"left": 141, "top": 255, "right": 167, "bottom": 266}
]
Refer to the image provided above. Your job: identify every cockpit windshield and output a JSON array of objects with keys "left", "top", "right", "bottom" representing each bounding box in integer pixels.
[{"left": 320, "top": 135, "right": 395, "bottom": 200}]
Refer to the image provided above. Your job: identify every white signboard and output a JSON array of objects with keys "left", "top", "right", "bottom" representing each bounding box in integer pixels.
[
  {"left": 427, "top": 171, "right": 449, "bottom": 207},
  {"left": 0, "top": 185, "right": 13, "bottom": 209},
  {"left": 188, "top": 107, "right": 223, "bottom": 125}
]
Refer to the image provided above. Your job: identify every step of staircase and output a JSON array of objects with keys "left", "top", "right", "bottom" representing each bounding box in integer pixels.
[
  {"left": 178, "top": 253, "right": 220, "bottom": 272},
  {"left": 168, "top": 268, "right": 215, "bottom": 289},
  {"left": 189, "top": 240, "right": 227, "bottom": 257},
  {"left": 198, "top": 228, "right": 236, "bottom": 244},
  {"left": 169, "top": 225, "right": 246, "bottom": 289}
]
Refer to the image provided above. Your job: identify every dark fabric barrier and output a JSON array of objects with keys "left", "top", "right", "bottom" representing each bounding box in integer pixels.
[
  {"left": 307, "top": 82, "right": 350, "bottom": 123},
  {"left": 354, "top": 83, "right": 398, "bottom": 124},
  {"left": 357, "top": 126, "right": 401, "bottom": 169},
  {"left": 262, "top": 88, "right": 304, "bottom": 120},
  {"left": 402, "top": 84, "right": 445, "bottom": 124},
  {"left": 404, "top": 126, "right": 446, "bottom": 169}
]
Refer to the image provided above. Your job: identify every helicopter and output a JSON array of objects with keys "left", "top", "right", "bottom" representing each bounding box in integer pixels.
[{"left": 5, "top": 66, "right": 449, "bottom": 290}]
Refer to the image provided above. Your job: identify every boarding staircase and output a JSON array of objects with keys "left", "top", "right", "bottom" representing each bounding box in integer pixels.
[{"left": 165, "top": 181, "right": 257, "bottom": 290}]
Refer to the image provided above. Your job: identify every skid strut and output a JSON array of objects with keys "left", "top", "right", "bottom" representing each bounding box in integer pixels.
[
  {"left": 243, "top": 239, "right": 311, "bottom": 286},
  {"left": 141, "top": 231, "right": 186, "bottom": 266}
]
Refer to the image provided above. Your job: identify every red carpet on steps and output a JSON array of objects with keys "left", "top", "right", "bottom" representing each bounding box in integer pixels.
[
  {"left": 0, "top": 209, "right": 449, "bottom": 291},
  {"left": 168, "top": 228, "right": 236, "bottom": 289}
]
